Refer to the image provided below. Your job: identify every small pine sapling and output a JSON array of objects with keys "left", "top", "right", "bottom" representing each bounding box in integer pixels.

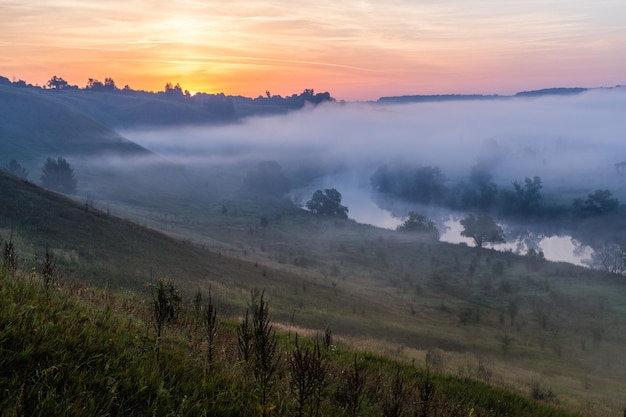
[
  {"left": 3, "top": 233, "right": 19, "bottom": 277},
  {"left": 334, "top": 355, "right": 366, "bottom": 417},
  {"left": 382, "top": 368, "right": 406, "bottom": 417},
  {"left": 41, "top": 247, "right": 56, "bottom": 292},
  {"left": 150, "top": 278, "right": 183, "bottom": 362},
  {"left": 290, "top": 334, "right": 328, "bottom": 417},
  {"left": 203, "top": 286, "right": 217, "bottom": 367}
]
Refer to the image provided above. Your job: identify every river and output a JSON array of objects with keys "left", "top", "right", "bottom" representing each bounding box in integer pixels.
[{"left": 293, "top": 172, "right": 594, "bottom": 267}]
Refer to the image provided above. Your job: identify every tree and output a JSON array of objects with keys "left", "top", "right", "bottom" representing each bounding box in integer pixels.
[
  {"left": 408, "top": 166, "right": 447, "bottom": 203},
  {"left": 587, "top": 243, "right": 626, "bottom": 274},
  {"left": 163, "top": 82, "right": 184, "bottom": 98},
  {"left": 306, "top": 189, "right": 348, "bottom": 218},
  {"left": 461, "top": 166, "right": 499, "bottom": 209},
  {"left": 46, "top": 75, "right": 69, "bottom": 90},
  {"left": 460, "top": 213, "right": 505, "bottom": 248},
  {"left": 396, "top": 211, "right": 439, "bottom": 239},
  {"left": 40, "top": 157, "right": 77, "bottom": 194},
  {"left": 244, "top": 161, "right": 291, "bottom": 197},
  {"left": 370, "top": 165, "right": 398, "bottom": 194},
  {"left": 370, "top": 164, "right": 447, "bottom": 204},
  {"left": 83, "top": 77, "right": 115, "bottom": 91},
  {"left": 573, "top": 189, "right": 619, "bottom": 216},
  {"left": 86, "top": 78, "right": 104, "bottom": 91},
  {"left": 461, "top": 181, "right": 498, "bottom": 210},
  {"left": 103, "top": 77, "right": 117, "bottom": 91},
  {"left": 4, "top": 159, "right": 28, "bottom": 179},
  {"left": 513, "top": 176, "right": 542, "bottom": 214}
]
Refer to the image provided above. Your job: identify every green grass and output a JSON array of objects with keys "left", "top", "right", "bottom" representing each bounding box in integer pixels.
[
  {"left": 0, "top": 268, "right": 581, "bottom": 417},
  {"left": 2, "top": 169, "right": 626, "bottom": 416}
]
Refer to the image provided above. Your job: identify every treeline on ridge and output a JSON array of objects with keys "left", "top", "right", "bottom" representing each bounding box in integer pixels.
[{"left": 0, "top": 74, "right": 334, "bottom": 120}]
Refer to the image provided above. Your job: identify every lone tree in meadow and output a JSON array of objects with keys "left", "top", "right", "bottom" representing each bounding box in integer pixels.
[
  {"left": 306, "top": 188, "right": 348, "bottom": 218},
  {"left": 460, "top": 213, "right": 505, "bottom": 248},
  {"left": 40, "top": 157, "right": 77, "bottom": 194}
]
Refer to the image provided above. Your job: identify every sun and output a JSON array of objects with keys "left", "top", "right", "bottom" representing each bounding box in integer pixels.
[{"left": 161, "top": 16, "right": 207, "bottom": 45}]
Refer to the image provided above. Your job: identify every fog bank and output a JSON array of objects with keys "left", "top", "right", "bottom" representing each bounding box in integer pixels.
[{"left": 122, "top": 88, "right": 626, "bottom": 195}]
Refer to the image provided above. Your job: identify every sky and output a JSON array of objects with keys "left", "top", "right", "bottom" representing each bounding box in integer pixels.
[{"left": 1, "top": 1, "right": 625, "bottom": 100}]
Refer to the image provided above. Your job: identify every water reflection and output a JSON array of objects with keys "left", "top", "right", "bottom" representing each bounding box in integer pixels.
[
  {"left": 440, "top": 217, "right": 593, "bottom": 266},
  {"left": 293, "top": 172, "right": 594, "bottom": 266}
]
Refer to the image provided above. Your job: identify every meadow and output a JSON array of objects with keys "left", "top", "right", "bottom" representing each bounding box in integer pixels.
[
  {"left": 2, "top": 85, "right": 626, "bottom": 416},
  {"left": 2, "top": 169, "right": 626, "bottom": 416},
  {"left": 0, "top": 254, "right": 582, "bottom": 417}
]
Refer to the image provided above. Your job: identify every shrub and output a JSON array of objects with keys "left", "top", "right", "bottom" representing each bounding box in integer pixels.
[
  {"left": 425, "top": 348, "right": 444, "bottom": 370},
  {"left": 238, "top": 290, "right": 280, "bottom": 414},
  {"left": 2, "top": 233, "right": 19, "bottom": 277},
  {"left": 530, "top": 382, "right": 557, "bottom": 402},
  {"left": 418, "top": 370, "right": 436, "bottom": 417},
  {"left": 203, "top": 287, "right": 218, "bottom": 366},
  {"left": 381, "top": 368, "right": 406, "bottom": 417},
  {"left": 333, "top": 355, "right": 366, "bottom": 417},
  {"left": 41, "top": 247, "right": 56, "bottom": 292},
  {"left": 150, "top": 279, "right": 182, "bottom": 361},
  {"left": 290, "top": 334, "right": 328, "bottom": 417}
]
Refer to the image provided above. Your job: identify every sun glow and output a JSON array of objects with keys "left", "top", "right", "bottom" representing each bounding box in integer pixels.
[
  {"left": 158, "top": 16, "right": 209, "bottom": 45},
  {"left": 1, "top": 1, "right": 625, "bottom": 100}
]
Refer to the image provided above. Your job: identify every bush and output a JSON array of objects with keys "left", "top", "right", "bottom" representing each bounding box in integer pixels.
[
  {"left": 150, "top": 279, "right": 182, "bottom": 361},
  {"left": 396, "top": 212, "right": 439, "bottom": 240},
  {"left": 238, "top": 290, "right": 280, "bottom": 414}
]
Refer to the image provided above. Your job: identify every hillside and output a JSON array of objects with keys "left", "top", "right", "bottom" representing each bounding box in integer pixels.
[
  {"left": 41, "top": 88, "right": 236, "bottom": 128},
  {"left": 0, "top": 170, "right": 301, "bottom": 305},
  {"left": 0, "top": 268, "right": 579, "bottom": 417},
  {"left": 2, "top": 170, "right": 626, "bottom": 415},
  {"left": 0, "top": 86, "right": 149, "bottom": 166},
  {"left": 375, "top": 87, "right": 590, "bottom": 104},
  {"left": 0, "top": 82, "right": 335, "bottom": 183}
]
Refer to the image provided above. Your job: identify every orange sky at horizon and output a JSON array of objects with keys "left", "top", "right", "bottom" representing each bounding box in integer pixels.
[{"left": 1, "top": 1, "right": 625, "bottom": 101}]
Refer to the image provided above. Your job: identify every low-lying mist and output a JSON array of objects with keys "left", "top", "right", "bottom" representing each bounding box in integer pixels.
[
  {"left": 73, "top": 88, "right": 626, "bottom": 266},
  {"left": 119, "top": 88, "right": 626, "bottom": 197}
]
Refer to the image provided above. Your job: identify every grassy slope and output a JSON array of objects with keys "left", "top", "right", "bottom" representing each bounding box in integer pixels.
[
  {"left": 2, "top": 170, "right": 626, "bottom": 415},
  {"left": 0, "top": 268, "right": 580, "bottom": 417},
  {"left": 0, "top": 86, "right": 149, "bottom": 164},
  {"left": 0, "top": 170, "right": 314, "bottom": 311},
  {"left": 116, "top": 191, "right": 626, "bottom": 416},
  {"left": 43, "top": 89, "right": 229, "bottom": 128}
]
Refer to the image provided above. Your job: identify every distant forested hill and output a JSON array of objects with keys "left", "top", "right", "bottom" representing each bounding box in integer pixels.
[
  {"left": 376, "top": 87, "right": 590, "bottom": 104},
  {"left": 0, "top": 75, "right": 334, "bottom": 128},
  {"left": 0, "top": 78, "right": 334, "bottom": 175}
]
